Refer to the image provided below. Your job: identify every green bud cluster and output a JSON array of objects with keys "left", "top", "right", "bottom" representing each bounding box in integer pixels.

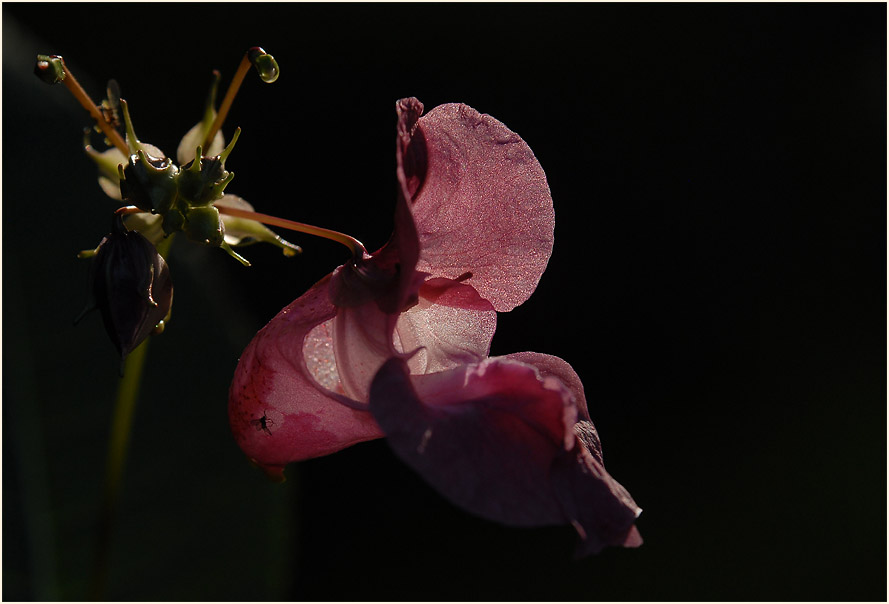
[
  {"left": 179, "top": 155, "right": 232, "bottom": 206},
  {"left": 118, "top": 135, "right": 240, "bottom": 250},
  {"left": 39, "top": 47, "right": 297, "bottom": 361}
]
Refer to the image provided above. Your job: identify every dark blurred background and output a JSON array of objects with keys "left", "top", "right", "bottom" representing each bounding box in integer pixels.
[{"left": 3, "top": 3, "right": 885, "bottom": 601}]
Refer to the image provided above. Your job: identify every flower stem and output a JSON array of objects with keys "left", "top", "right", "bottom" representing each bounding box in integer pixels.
[
  {"left": 202, "top": 53, "right": 252, "bottom": 151},
  {"left": 90, "top": 235, "right": 173, "bottom": 600},
  {"left": 91, "top": 338, "right": 150, "bottom": 600},
  {"left": 52, "top": 57, "right": 129, "bottom": 156},
  {"left": 215, "top": 204, "right": 367, "bottom": 257}
]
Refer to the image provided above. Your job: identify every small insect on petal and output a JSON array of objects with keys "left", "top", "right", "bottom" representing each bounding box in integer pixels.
[{"left": 249, "top": 414, "right": 275, "bottom": 436}]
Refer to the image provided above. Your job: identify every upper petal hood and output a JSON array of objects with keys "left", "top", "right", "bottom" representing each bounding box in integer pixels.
[{"left": 405, "top": 103, "right": 555, "bottom": 312}]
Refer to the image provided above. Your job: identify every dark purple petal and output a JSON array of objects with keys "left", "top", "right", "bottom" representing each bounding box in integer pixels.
[
  {"left": 369, "top": 355, "right": 641, "bottom": 554},
  {"left": 369, "top": 356, "right": 575, "bottom": 526},
  {"left": 551, "top": 424, "right": 643, "bottom": 555},
  {"left": 504, "top": 351, "right": 592, "bottom": 422}
]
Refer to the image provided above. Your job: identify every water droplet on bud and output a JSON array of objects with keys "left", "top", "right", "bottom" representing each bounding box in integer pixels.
[
  {"left": 34, "top": 54, "right": 66, "bottom": 85},
  {"left": 248, "top": 47, "right": 279, "bottom": 83}
]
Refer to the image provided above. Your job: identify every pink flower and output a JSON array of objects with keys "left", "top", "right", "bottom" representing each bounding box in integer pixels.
[{"left": 229, "top": 98, "right": 641, "bottom": 554}]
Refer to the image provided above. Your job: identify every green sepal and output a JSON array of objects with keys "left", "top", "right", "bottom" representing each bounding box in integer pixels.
[{"left": 220, "top": 241, "right": 252, "bottom": 267}]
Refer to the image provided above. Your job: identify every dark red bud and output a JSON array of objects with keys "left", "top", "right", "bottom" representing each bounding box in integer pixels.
[{"left": 89, "top": 214, "right": 173, "bottom": 361}]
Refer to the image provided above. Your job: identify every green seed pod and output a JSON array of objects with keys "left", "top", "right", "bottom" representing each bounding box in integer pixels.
[
  {"left": 119, "top": 150, "right": 179, "bottom": 214},
  {"left": 177, "top": 152, "right": 234, "bottom": 207},
  {"left": 177, "top": 127, "right": 240, "bottom": 208},
  {"left": 183, "top": 205, "right": 224, "bottom": 246}
]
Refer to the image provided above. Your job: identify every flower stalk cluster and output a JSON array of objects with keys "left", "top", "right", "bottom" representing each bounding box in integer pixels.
[{"left": 35, "top": 48, "right": 316, "bottom": 358}]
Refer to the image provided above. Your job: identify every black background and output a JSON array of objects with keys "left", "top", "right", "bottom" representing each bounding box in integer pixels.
[{"left": 3, "top": 3, "right": 886, "bottom": 601}]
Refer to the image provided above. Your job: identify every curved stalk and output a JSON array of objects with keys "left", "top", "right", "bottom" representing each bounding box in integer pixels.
[{"left": 215, "top": 204, "right": 367, "bottom": 258}]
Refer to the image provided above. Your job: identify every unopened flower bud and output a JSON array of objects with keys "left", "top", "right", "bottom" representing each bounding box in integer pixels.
[
  {"left": 177, "top": 153, "right": 234, "bottom": 207},
  {"left": 87, "top": 214, "right": 173, "bottom": 361}
]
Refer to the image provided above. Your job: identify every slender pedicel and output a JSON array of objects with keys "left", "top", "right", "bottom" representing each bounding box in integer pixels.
[
  {"left": 214, "top": 204, "right": 367, "bottom": 258},
  {"left": 35, "top": 55, "right": 128, "bottom": 155},
  {"left": 202, "top": 47, "right": 279, "bottom": 150}
]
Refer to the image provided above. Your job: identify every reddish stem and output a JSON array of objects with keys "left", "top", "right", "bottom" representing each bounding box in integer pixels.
[{"left": 215, "top": 204, "right": 366, "bottom": 257}]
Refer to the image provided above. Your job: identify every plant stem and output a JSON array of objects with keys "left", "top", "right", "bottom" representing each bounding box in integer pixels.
[
  {"left": 91, "top": 338, "right": 151, "bottom": 600},
  {"left": 215, "top": 204, "right": 367, "bottom": 257},
  {"left": 202, "top": 53, "right": 252, "bottom": 150},
  {"left": 55, "top": 57, "right": 128, "bottom": 156},
  {"left": 91, "top": 236, "right": 172, "bottom": 600}
]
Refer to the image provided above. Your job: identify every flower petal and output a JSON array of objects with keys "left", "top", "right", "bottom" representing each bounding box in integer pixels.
[
  {"left": 326, "top": 98, "right": 426, "bottom": 316},
  {"left": 229, "top": 275, "right": 383, "bottom": 479},
  {"left": 87, "top": 147, "right": 127, "bottom": 189},
  {"left": 375, "top": 96, "right": 425, "bottom": 315},
  {"left": 121, "top": 212, "right": 165, "bottom": 246},
  {"left": 369, "top": 356, "right": 576, "bottom": 526},
  {"left": 504, "top": 351, "right": 591, "bottom": 422},
  {"left": 98, "top": 175, "right": 123, "bottom": 201},
  {"left": 131, "top": 139, "right": 167, "bottom": 161},
  {"left": 330, "top": 290, "right": 393, "bottom": 401},
  {"left": 409, "top": 103, "right": 554, "bottom": 312},
  {"left": 177, "top": 118, "right": 225, "bottom": 166},
  {"left": 369, "top": 355, "right": 641, "bottom": 554},
  {"left": 551, "top": 422, "right": 643, "bottom": 555},
  {"left": 395, "top": 277, "right": 496, "bottom": 375}
]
